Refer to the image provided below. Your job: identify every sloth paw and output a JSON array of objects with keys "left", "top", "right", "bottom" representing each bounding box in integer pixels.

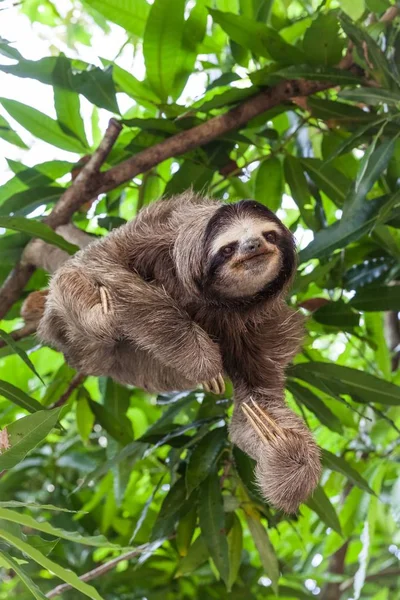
[{"left": 202, "top": 373, "right": 225, "bottom": 395}]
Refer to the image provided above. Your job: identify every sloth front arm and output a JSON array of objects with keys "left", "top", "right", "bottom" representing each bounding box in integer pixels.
[{"left": 42, "top": 255, "right": 223, "bottom": 385}]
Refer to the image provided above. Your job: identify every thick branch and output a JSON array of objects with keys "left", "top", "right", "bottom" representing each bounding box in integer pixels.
[{"left": 45, "top": 540, "right": 164, "bottom": 599}]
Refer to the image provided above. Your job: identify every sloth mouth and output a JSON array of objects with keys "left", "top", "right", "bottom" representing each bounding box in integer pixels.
[{"left": 236, "top": 250, "right": 272, "bottom": 265}]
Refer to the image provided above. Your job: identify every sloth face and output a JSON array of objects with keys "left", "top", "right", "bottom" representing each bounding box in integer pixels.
[{"left": 202, "top": 200, "right": 296, "bottom": 301}]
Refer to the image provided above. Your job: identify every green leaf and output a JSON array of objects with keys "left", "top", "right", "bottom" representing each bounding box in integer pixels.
[
  {"left": 186, "top": 427, "right": 226, "bottom": 496},
  {"left": 176, "top": 535, "right": 209, "bottom": 576},
  {"left": 350, "top": 285, "right": 400, "bottom": 312},
  {"left": 321, "top": 450, "right": 375, "bottom": 495},
  {"left": 290, "top": 362, "right": 400, "bottom": 406},
  {"left": 339, "top": 0, "right": 365, "bottom": 20},
  {"left": 113, "top": 65, "right": 160, "bottom": 107},
  {"left": 0, "top": 216, "right": 79, "bottom": 254},
  {"left": 313, "top": 301, "right": 360, "bottom": 328},
  {"left": 0, "top": 114, "right": 28, "bottom": 149},
  {"left": 0, "top": 186, "right": 63, "bottom": 217},
  {"left": 151, "top": 477, "right": 189, "bottom": 541},
  {"left": 0, "top": 550, "right": 47, "bottom": 600},
  {"left": 288, "top": 381, "right": 343, "bottom": 434},
  {"left": 244, "top": 511, "right": 279, "bottom": 592},
  {"left": 0, "top": 329, "right": 44, "bottom": 383},
  {"left": 76, "top": 396, "right": 95, "bottom": 443},
  {"left": 74, "top": 67, "right": 120, "bottom": 114},
  {"left": 209, "top": 8, "right": 305, "bottom": 64},
  {"left": 303, "top": 14, "right": 345, "bottom": 66},
  {"left": 176, "top": 503, "right": 197, "bottom": 557},
  {"left": 0, "top": 506, "right": 123, "bottom": 547},
  {"left": 0, "top": 527, "right": 105, "bottom": 600},
  {"left": 84, "top": 0, "right": 150, "bottom": 37},
  {"left": 198, "top": 472, "right": 229, "bottom": 586},
  {"left": 143, "top": 0, "right": 186, "bottom": 101},
  {"left": 53, "top": 55, "right": 89, "bottom": 148},
  {"left": 88, "top": 400, "right": 133, "bottom": 446},
  {"left": 283, "top": 155, "right": 318, "bottom": 229},
  {"left": 0, "top": 98, "right": 86, "bottom": 153},
  {"left": 300, "top": 158, "right": 351, "bottom": 206},
  {"left": 273, "top": 65, "right": 363, "bottom": 85},
  {"left": 0, "top": 407, "right": 62, "bottom": 471},
  {"left": 254, "top": 157, "right": 283, "bottom": 212},
  {"left": 0, "top": 380, "right": 43, "bottom": 413},
  {"left": 305, "top": 485, "right": 342, "bottom": 534},
  {"left": 227, "top": 513, "right": 242, "bottom": 591},
  {"left": 340, "top": 87, "right": 400, "bottom": 106}
]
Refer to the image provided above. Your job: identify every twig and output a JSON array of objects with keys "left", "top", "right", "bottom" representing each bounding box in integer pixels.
[
  {"left": 50, "top": 374, "right": 86, "bottom": 409},
  {"left": 45, "top": 540, "right": 164, "bottom": 598},
  {"left": 0, "top": 322, "right": 37, "bottom": 349},
  {"left": 0, "top": 118, "right": 122, "bottom": 321},
  {"left": 380, "top": 6, "right": 400, "bottom": 23}
]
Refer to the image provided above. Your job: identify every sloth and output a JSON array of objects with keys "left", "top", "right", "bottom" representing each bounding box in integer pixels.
[{"left": 31, "top": 192, "right": 321, "bottom": 513}]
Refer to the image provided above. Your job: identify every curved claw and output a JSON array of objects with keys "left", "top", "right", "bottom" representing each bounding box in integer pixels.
[
  {"left": 241, "top": 399, "right": 286, "bottom": 444},
  {"left": 99, "top": 286, "right": 112, "bottom": 314},
  {"left": 202, "top": 373, "right": 225, "bottom": 395}
]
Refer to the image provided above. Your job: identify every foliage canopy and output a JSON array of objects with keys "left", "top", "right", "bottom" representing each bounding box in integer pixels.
[{"left": 0, "top": 0, "right": 400, "bottom": 599}]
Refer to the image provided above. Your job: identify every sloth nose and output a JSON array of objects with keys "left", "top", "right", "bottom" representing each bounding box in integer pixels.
[{"left": 242, "top": 237, "right": 262, "bottom": 253}]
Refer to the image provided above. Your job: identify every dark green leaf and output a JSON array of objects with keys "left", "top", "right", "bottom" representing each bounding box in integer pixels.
[
  {"left": 53, "top": 55, "right": 89, "bottom": 147},
  {"left": 283, "top": 155, "right": 318, "bottom": 229},
  {"left": 340, "top": 87, "right": 400, "bottom": 106},
  {"left": 305, "top": 485, "right": 342, "bottom": 534},
  {"left": 176, "top": 535, "right": 209, "bottom": 576},
  {"left": 186, "top": 427, "right": 227, "bottom": 496},
  {"left": 290, "top": 362, "right": 400, "bottom": 406},
  {"left": 151, "top": 477, "right": 189, "bottom": 541},
  {"left": 288, "top": 381, "right": 343, "bottom": 434},
  {"left": 227, "top": 513, "right": 243, "bottom": 591},
  {"left": 321, "top": 449, "right": 375, "bottom": 494},
  {"left": 300, "top": 158, "right": 351, "bottom": 205},
  {"left": 0, "top": 380, "right": 43, "bottom": 413},
  {"left": 303, "top": 14, "right": 345, "bottom": 66},
  {"left": 313, "top": 301, "right": 360, "bottom": 328},
  {"left": 74, "top": 66, "right": 119, "bottom": 114},
  {"left": 198, "top": 472, "right": 229, "bottom": 586},
  {"left": 88, "top": 400, "right": 133, "bottom": 446},
  {"left": 350, "top": 285, "right": 400, "bottom": 312}
]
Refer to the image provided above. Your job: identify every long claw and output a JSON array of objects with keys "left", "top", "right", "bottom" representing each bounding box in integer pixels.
[
  {"left": 202, "top": 374, "right": 225, "bottom": 395},
  {"left": 99, "top": 286, "right": 111, "bottom": 314},
  {"left": 241, "top": 400, "right": 286, "bottom": 445}
]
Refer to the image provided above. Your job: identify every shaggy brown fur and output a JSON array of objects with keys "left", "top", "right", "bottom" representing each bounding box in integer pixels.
[{"left": 35, "top": 192, "right": 321, "bottom": 513}]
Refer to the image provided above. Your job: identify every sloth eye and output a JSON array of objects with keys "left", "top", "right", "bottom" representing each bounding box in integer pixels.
[
  {"left": 264, "top": 231, "right": 277, "bottom": 244},
  {"left": 221, "top": 245, "right": 235, "bottom": 257}
]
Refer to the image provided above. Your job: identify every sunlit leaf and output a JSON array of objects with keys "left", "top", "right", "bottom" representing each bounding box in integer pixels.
[{"left": 0, "top": 216, "right": 78, "bottom": 253}]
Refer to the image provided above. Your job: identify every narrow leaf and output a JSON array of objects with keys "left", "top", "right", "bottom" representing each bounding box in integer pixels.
[
  {"left": 186, "top": 427, "right": 226, "bottom": 496},
  {"left": 0, "top": 550, "right": 47, "bottom": 600},
  {"left": 0, "top": 329, "right": 44, "bottom": 383},
  {"left": 0, "top": 407, "right": 62, "bottom": 470},
  {"left": 0, "top": 528, "right": 105, "bottom": 600},
  {"left": 305, "top": 485, "right": 342, "bottom": 534},
  {"left": 350, "top": 285, "right": 400, "bottom": 312},
  {"left": 244, "top": 511, "right": 279, "bottom": 592},
  {"left": 198, "top": 472, "right": 229, "bottom": 586},
  {"left": 0, "top": 380, "right": 43, "bottom": 413},
  {"left": 227, "top": 513, "right": 243, "bottom": 591},
  {"left": 254, "top": 157, "right": 283, "bottom": 212},
  {"left": 0, "top": 98, "right": 86, "bottom": 153},
  {"left": 0, "top": 216, "right": 78, "bottom": 254},
  {"left": 321, "top": 450, "right": 375, "bottom": 495}
]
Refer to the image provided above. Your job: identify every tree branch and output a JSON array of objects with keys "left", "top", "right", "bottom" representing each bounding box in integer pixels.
[
  {"left": 0, "top": 70, "right": 361, "bottom": 320},
  {"left": 45, "top": 540, "right": 164, "bottom": 598},
  {"left": 50, "top": 373, "right": 86, "bottom": 409},
  {"left": 0, "top": 118, "right": 122, "bottom": 321}
]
